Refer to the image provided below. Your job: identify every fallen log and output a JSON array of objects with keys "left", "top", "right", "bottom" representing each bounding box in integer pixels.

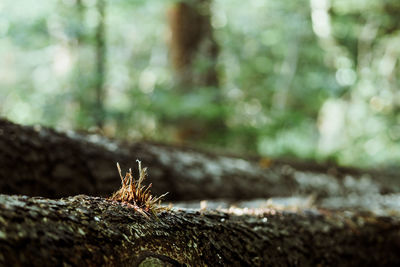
[
  {"left": 1, "top": 118, "right": 399, "bottom": 200},
  {"left": 0, "top": 194, "right": 399, "bottom": 266}
]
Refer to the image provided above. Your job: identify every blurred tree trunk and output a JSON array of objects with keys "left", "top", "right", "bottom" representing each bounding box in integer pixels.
[
  {"left": 73, "top": 0, "right": 86, "bottom": 124},
  {"left": 94, "top": 0, "right": 106, "bottom": 128},
  {"left": 71, "top": 0, "right": 106, "bottom": 129},
  {"left": 168, "top": 0, "right": 219, "bottom": 89},
  {"left": 167, "top": 0, "right": 225, "bottom": 143}
]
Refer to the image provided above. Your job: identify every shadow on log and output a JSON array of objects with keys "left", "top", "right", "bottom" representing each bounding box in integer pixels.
[{"left": 0, "top": 194, "right": 400, "bottom": 266}]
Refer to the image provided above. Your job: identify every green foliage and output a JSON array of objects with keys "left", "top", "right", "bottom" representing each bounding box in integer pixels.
[{"left": 0, "top": 0, "right": 399, "bottom": 167}]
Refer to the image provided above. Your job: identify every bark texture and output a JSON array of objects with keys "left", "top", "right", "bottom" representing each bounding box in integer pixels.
[
  {"left": 1, "top": 194, "right": 400, "bottom": 266},
  {"left": 0, "top": 118, "right": 399, "bottom": 201}
]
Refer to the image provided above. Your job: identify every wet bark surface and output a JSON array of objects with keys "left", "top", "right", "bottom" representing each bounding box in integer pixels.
[
  {"left": 0, "top": 118, "right": 399, "bottom": 201},
  {"left": 1, "top": 194, "right": 400, "bottom": 267}
]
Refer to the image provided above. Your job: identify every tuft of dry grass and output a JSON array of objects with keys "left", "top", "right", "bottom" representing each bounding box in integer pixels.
[{"left": 109, "top": 160, "right": 168, "bottom": 218}]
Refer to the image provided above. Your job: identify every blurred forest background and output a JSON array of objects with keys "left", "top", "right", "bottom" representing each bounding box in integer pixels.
[{"left": 0, "top": 0, "right": 399, "bottom": 167}]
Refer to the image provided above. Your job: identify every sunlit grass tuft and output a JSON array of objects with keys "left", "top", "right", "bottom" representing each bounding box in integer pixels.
[{"left": 109, "top": 160, "right": 168, "bottom": 218}]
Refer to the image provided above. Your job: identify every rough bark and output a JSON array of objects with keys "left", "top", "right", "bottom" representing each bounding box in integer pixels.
[
  {"left": 0, "top": 118, "right": 399, "bottom": 201},
  {"left": 0, "top": 194, "right": 399, "bottom": 266}
]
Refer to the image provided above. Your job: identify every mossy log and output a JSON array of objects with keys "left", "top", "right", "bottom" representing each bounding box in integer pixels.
[
  {"left": 0, "top": 194, "right": 400, "bottom": 266},
  {"left": 0, "top": 118, "right": 399, "bottom": 200}
]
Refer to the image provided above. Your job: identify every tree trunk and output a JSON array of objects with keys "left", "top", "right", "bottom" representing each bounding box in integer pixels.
[
  {"left": 94, "top": 0, "right": 106, "bottom": 128},
  {"left": 0, "top": 194, "right": 399, "bottom": 266},
  {"left": 166, "top": 0, "right": 226, "bottom": 144},
  {"left": 0, "top": 118, "right": 399, "bottom": 201},
  {"left": 168, "top": 0, "right": 219, "bottom": 89}
]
